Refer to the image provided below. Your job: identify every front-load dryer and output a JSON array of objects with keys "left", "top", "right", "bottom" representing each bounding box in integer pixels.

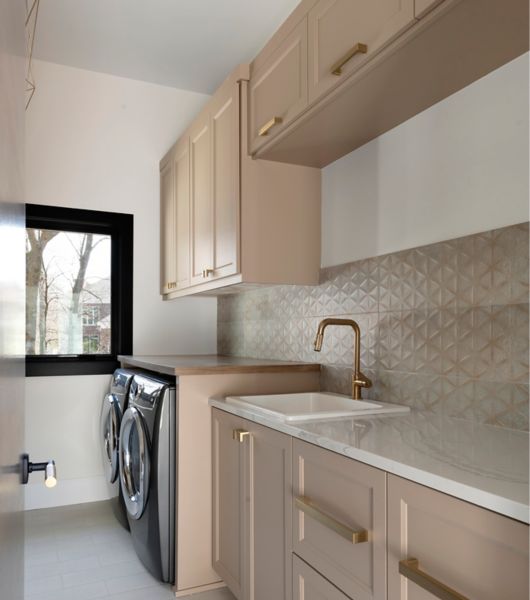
[
  {"left": 100, "top": 368, "right": 138, "bottom": 529},
  {"left": 119, "top": 372, "right": 176, "bottom": 583}
]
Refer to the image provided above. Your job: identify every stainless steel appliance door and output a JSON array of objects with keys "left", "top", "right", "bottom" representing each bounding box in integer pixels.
[
  {"left": 100, "top": 393, "right": 122, "bottom": 483},
  {"left": 119, "top": 407, "right": 151, "bottom": 519}
]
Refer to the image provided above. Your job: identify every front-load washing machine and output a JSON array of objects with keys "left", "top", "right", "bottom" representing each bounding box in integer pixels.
[
  {"left": 119, "top": 372, "right": 176, "bottom": 583},
  {"left": 100, "top": 368, "right": 138, "bottom": 529}
]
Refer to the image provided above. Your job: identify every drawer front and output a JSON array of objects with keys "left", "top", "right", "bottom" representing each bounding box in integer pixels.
[
  {"left": 293, "top": 555, "right": 351, "bottom": 600},
  {"left": 388, "top": 475, "right": 529, "bottom": 600},
  {"left": 249, "top": 17, "right": 308, "bottom": 154},
  {"left": 308, "top": 0, "right": 415, "bottom": 103},
  {"left": 293, "top": 440, "right": 386, "bottom": 600}
]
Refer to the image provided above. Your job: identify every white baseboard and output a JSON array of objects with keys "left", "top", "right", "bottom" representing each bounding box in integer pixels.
[{"left": 24, "top": 475, "right": 111, "bottom": 510}]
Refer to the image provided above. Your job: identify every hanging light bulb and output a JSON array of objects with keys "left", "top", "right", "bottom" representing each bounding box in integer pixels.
[{"left": 44, "top": 460, "right": 57, "bottom": 488}]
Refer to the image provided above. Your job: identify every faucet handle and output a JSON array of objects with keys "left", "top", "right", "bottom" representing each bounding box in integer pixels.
[
  {"left": 352, "top": 372, "right": 372, "bottom": 400},
  {"left": 355, "top": 373, "right": 372, "bottom": 389}
]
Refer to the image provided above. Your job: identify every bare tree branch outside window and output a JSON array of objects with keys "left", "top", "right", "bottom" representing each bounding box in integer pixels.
[{"left": 25, "top": 229, "right": 111, "bottom": 355}]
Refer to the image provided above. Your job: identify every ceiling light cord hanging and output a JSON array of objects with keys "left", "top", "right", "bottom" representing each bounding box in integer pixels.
[{"left": 25, "top": 0, "right": 40, "bottom": 110}]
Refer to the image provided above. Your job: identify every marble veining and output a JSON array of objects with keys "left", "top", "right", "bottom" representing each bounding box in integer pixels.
[{"left": 210, "top": 400, "right": 529, "bottom": 523}]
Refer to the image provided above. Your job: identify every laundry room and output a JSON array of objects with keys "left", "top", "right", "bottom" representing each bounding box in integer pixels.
[{"left": 1, "top": 1, "right": 529, "bottom": 600}]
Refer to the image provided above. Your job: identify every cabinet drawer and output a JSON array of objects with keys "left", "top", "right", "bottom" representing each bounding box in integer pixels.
[
  {"left": 249, "top": 17, "right": 308, "bottom": 153},
  {"left": 293, "top": 440, "right": 386, "bottom": 600},
  {"left": 308, "top": 0, "right": 415, "bottom": 104},
  {"left": 293, "top": 555, "right": 351, "bottom": 600},
  {"left": 388, "top": 475, "right": 529, "bottom": 600}
]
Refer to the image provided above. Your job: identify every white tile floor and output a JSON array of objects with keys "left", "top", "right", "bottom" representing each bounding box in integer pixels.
[{"left": 24, "top": 500, "right": 235, "bottom": 600}]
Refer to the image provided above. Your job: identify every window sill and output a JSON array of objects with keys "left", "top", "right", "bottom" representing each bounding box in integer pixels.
[{"left": 26, "top": 356, "right": 120, "bottom": 377}]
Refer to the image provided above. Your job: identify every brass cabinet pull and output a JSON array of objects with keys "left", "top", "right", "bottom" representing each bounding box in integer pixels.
[
  {"left": 258, "top": 116, "right": 283, "bottom": 137},
  {"left": 166, "top": 281, "right": 177, "bottom": 289},
  {"left": 331, "top": 42, "right": 368, "bottom": 76},
  {"left": 233, "top": 429, "right": 250, "bottom": 443},
  {"left": 399, "top": 558, "right": 469, "bottom": 600},
  {"left": 202, "top": 268, "right": 214, "bottom": 278},
  {"left": 295, "top": 496, "right": 368, "bottom": 544}
]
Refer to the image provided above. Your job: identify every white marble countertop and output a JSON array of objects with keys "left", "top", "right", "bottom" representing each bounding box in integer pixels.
[{"left": 210, "top": 399, "right": 530, "bottom": 524}]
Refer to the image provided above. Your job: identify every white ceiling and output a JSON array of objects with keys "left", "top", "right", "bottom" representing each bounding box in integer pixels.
[{"left": 33, "top": 0, "right": 300, "bottom": 94}]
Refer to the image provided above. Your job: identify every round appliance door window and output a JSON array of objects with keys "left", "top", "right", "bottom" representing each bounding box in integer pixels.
[
  {"left": 100, "top": 393, "right": 121, "bottom": 483},
  {"left": 119, "top": 407, "right": 150, "bottom": 520}
]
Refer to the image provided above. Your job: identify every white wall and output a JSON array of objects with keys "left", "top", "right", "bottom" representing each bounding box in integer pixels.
[
  {"left": 321, "top": 53, "right": 530, "bottom": 267},
  {"left": 25, "top": 60, "right": 217, "bottom": 509}
]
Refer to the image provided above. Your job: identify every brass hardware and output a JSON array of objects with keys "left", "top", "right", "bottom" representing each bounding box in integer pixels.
[
  {"left": 202, "top": 268, "right": 214, "bottom": 278},
  {"left": 399, "top": 559, "right": 469, "bottom": 600},
  {"left": 313, "top": 318, "right": 372, "bottom": 400},
  {"left": 166, "top": 281, "right": 177, "bottom": 289},
  {"left": 331, "top": 42, "right": 368, "bottom": 76},
  {"left": 258, "top": 116, "right": 283, "bottom": 137},
  {"left": 295, "top": 496, "right": 368, "bottom": 544},
  {"left": 233, "top": 429, "right": 250, "bottom": 443}
]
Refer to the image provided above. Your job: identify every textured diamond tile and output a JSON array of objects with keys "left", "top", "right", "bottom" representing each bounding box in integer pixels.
[
  {"left": 216, "top": 223, "right": 529, "bottom": 431},
  {"left": 378, "top": 250, "right": 416, "bottom": 312},
  {"left": 492, "top": 222, "right": 529, "bottom": 305},
  {"left": 456, "top": 231, "right": 494, "bottom": 307},
  {"left": 456, "top": 306, "right": 497, "bottom": 379},
  {"left": 413, "top": 240, "right": 458, "bottom": 309}
]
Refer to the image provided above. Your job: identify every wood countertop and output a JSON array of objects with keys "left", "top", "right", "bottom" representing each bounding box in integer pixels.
[{"left": 118, "top": 354, "right": 320, "bottom": 376}]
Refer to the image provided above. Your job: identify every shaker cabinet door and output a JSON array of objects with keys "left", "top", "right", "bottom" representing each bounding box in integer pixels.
[
  {"left": 308, "top": 0, "right": 415, "bottom": 103},
  {"left": 387, "top": 475, "right": 530, "bottom": 600},
  {"left": 247, "top": 421, "right": 292, "bottom": 600},
  {"left": 189, "top": 113, "right": 213, "bottom": 286},
  {"left": 212, "top": 409, "right": 248, "bottom": 600},
  {"left": 211, "top": 83, "right": 240, "bottom": 281},
  {"left": 160, "top": 157, "right": 176, "bottom": 295},
  {"left": 173, "top": 137, "right": 191, "bottom": 290},
  {"left": 249, "top": 17, "right": 308, "bottom": 153}
]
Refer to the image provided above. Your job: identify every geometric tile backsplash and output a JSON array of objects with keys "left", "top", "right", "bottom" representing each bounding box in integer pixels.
[{"left": 218, "top": 223, "right": 529, "bottom": 430}]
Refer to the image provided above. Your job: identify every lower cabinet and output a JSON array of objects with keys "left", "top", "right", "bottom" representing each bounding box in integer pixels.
[
  {"left": 212, "top": 408, "right": 292, "bottom": 600},
  {"left": 293, "top": 555, "right": 350, "bottom": 600},
  {"left": 387, "top": 475, "right": 530, "bottom": 600},
  {"left": 212, "top": 408, "right": 530, "bottom": 600},
  {"left": 293, "top": 439, "right": 386, "bottom": 600}
]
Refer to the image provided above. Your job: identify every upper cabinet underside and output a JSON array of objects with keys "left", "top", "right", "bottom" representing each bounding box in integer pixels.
[{"left": 249, "top": 0, "right": 529, "bottom": 168}]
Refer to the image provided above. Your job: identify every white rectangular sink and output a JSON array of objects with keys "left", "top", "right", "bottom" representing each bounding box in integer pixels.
[{"left": 225, "top": 392, "right": 410, "bottom": 422}]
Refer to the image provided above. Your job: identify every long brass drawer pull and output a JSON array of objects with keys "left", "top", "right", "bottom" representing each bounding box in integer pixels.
[
  {"left": 166, "top": 281, "right": 176, "bottom": 289},
  {"left": 399, "top": 558, "right": 469, "bottom": 600},
  {"left": 258, "top": 116, "right": 283, "bottom": 137},
  {"left": 233, "top": 429, "right": 250, "bottom": 443},
  {"left": 331, "top": 42, "right": 368, "bottom": 76},
  {"left": 295, "top": 496, "right": 368, "bottom": 544}
]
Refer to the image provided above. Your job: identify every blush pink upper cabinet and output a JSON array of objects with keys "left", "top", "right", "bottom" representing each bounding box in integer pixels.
[
  {"left": 249, "top": 17, "right": 308, "bottom": 154},
  {"left": 387, "top": 475, "right": 529, "bottom": 600},
  {"left": 414, "top": 0, "right": 444, "bottom": 18},
  {"left": 159, "top": 155, "right": 176, "bottom": 295},
  {"left": 210, "top": 83, "right": 240, "bottom": 282},
  {"left": 308, "top": 0, "right": 415, "bottom": 104}
]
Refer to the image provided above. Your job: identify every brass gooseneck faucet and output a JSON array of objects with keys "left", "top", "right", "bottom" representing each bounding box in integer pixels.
[{"left": 313, "top": 318, "right": 372, "bottom": 400}]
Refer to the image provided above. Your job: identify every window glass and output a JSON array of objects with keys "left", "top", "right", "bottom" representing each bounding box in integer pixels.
[{"left": 26, "top": 228, "right": 111, "bottom": 355}]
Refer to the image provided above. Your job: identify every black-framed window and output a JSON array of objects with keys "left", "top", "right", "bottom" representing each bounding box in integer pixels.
[{"left": 25, "top": 204, "right": 133, "bottom": 376}]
